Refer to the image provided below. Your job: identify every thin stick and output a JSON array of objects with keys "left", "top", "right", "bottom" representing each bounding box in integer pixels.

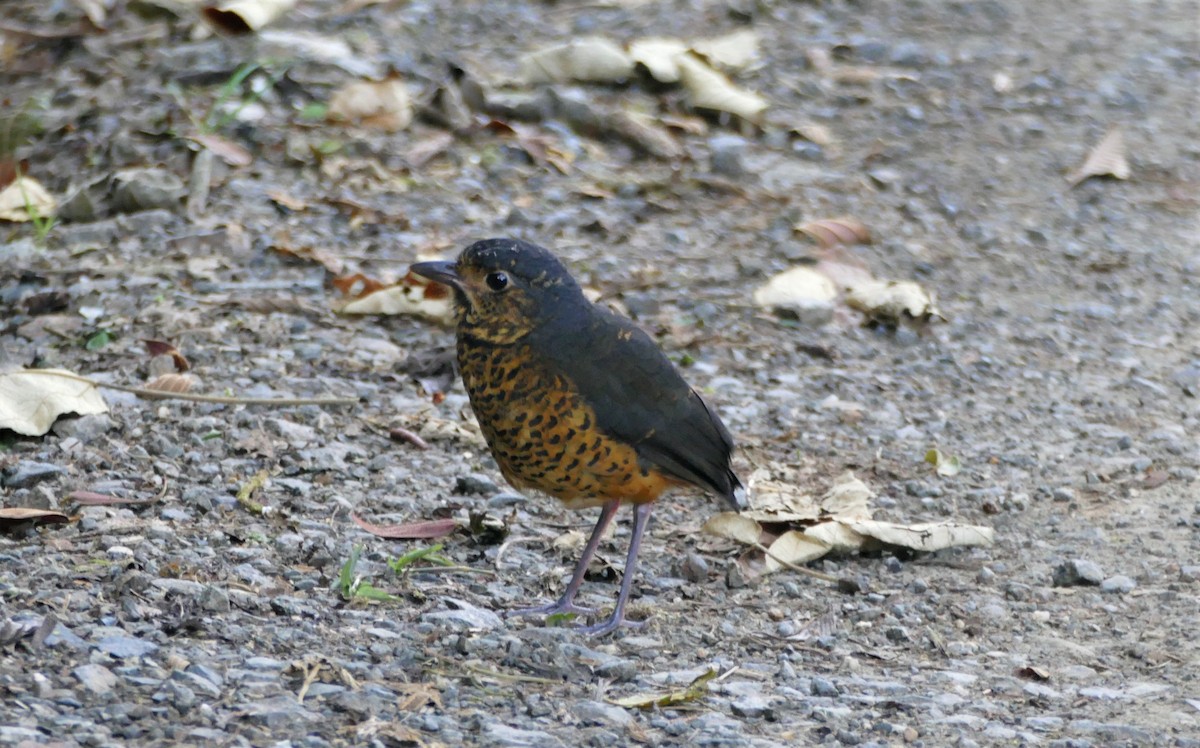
[
  {"left": 754, "top": 543, "right": 839, "bottom": 584},
  {"left": 20, "top": 369, "right": 357, "bottom": 407}
]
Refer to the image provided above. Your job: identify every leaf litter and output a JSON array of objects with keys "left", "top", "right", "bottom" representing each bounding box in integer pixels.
[{"left": 704, "top": 471, "right": 993, "bottom": 576}]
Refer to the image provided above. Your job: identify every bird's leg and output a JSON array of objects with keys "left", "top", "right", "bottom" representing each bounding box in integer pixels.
[
  {"left": 578, "top": 501, "right": 652, "bottom": 636},
  {"left": 507, "top": 499, "right": 620, "bottom": 619}
]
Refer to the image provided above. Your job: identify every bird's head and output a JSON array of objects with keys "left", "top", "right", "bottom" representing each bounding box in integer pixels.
[{"left": 410, "top": 238, "right": 585, "bottom": 343}]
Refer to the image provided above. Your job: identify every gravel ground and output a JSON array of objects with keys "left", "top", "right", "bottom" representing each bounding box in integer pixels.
[{"left": 2, "top": 0, "right": 1198, "bottom": 746}]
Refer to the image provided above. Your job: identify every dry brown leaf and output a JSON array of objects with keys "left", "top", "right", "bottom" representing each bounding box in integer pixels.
[
  {"left": 0, "top": 369, "right": 108, "bottom": 436},
  {"left": 764, "top": 531, "right": 830, "bottom": 573},
  {"left": 327, "top": 77, "right": 413, "bottom": 132},
  {"left": 752, "top": 266, "right": 837, "bottom": 319},
  {"left": 351, "top": 515, "right": 458, "bottom": 540},
  {"left": 819, "top": 472, "right": 874, "bottom": 519},
  {"left": 266, "top": 190, "right": 308, "bottom": 212},
  {"left": 0, "top": 507, "right": 71, "bottom": 528},
  {"left": 1068, "top": 126, "right": 1130, "bottom": 187},
  {"left": 610, "top": 669, "right": 717, "bottom": 710},
  {"left": 141, "top": 339, "right": 191, "bottom": 372},
  {"left": 701, "top": 512, "right": 764, "bottom": 545},
  {"left": 338, "top": 271, "right": 455, "bottom": 323},
  {"left": 691, "top": 29, "right": 759, "bottom": 72},
  {"left": 0, "top": 175, "right": 57, "bottom": 222},
  {"left": 795, "top": 217, "right": 872, "bottom": 248},
  {"left": 187, "top": 133, "right": 253, "bottom": 167},
  {"left": 628, "top": 37, "right": 688, "bottom": 83},
  {"left": 843, "top": 519, "right": 995, "bottom": 551},
  {"left": 393, "top": 682, "right": 442, "bottom": 711},
  {"left": 145, "top": 373, "right": 196, "bottom": 394},
  {"left": 271, "top": 240, "right": 345, "bottom": 275},
  {"left": 845, "top": 280, "right": 940, "bottom": 325},
  {"left": 202, "top": 0, "right": 296, "bottom": 34},
  {"left": 676, "top": 52, "right": 768, "bottom": 123},
  {"left": 406, "top": 132, "right": 455, "bottom": 168},
  {"left": 520, "top": 36, "right": 635, "bottom": 84},
  {"left": 331, "top": 272, "right": 388, "bottom": 299},
  {"left": 71, "top": 0, "right": 108, "bottom": 27}
]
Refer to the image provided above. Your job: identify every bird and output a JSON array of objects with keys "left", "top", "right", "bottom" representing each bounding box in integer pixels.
[{"left": 411, "top": 238, "right": 744, "bottom": 635}]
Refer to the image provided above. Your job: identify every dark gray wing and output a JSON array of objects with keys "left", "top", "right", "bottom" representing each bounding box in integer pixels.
[{"left": 534, "top": 305, "right": 744, "bottom": 509}]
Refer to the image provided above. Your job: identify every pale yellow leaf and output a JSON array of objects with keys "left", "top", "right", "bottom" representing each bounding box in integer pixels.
[
  {"left": 0, "top": 176, "right": 57, "bottom": 223},
  {"left": 202, "top": 0, "right": 296, "bottom": 33},
  {"left": 327, "top": 78, "right": 413, "bottom": 132},
  {"left": 803, "top": 521, "right": 866, "bottom": 551},
  {"left": 1068, "top": 126, "right": 1130, "bottom": 187},
  {"left": 764, "top": 531, "right": 830, "bottom": 574},
  {"left": 0, "top": 369, "right": 108, "bottom": 436},
  {"left": 676, "top": 53, "right": 768, "bottom": 123},
  {"left": 701, "top": 512, "right": 763, "bottom": 546},
  {"left": 819, "top": 472, "right": 874, "bottom": 519},
  {"left": 845, "top": 280, "right": 940, "bottom": 324},
  {"left": 753, "top": 266, "right": 837, "bottom": 318},
  {"left": 520, "top": 36, "right": 635, "bottom": 84},
  {"left": 843, "top": 519, "right": 994, "bottom": 551},
  {"left": 628, "top": 37, "right": 688, "bottom": 83},
  {"left": 691, "top": 29, "right": 759, "bottom": 72}
]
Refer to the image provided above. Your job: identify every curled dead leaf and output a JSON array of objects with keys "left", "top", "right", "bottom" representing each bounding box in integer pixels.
[
  {"left": 0, "top": 507, "right": 71, "bottom": 529},
  {"left": 691, "top": 29, "right": 759, "bottom": 72},
  {"left": 795, "top": 217, "right": 872, "bottom": 249},
  {"left": 1068, "top": 126, "right": 1130, "bottom": 187},
  {"left": 327, "top": 76, "right": 413, "bottom": 132},
  {"left": 187, "top": 133, "right": 253, "bottom": 167},
  {"left": 520, "top": 36, "right": 635, "bottom": 84},
  {"left": 676, "top": 53, "right": 768, "bottom": 123},
  {"left": 202, "top": 0, "right": 297, "bottom": 34},
  {"left": 628, "top": 37, "right": 688, "bottom": 83},
  {"left": 845, "top": 280, "right": 940, "bottom": 325},
  {"left": 145, "top": 373, "right": 196, "bottom": 394},
  {"left": 141, "top": 339, "right": 190, "bottom": 372},
  {"left": 351, "top": 514, "right": 458, "bottom": 540}
]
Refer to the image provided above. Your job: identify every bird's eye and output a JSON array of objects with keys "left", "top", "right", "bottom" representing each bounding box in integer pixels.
[{"left": 485, "top": 271, "right": 509, "bottom": 292}]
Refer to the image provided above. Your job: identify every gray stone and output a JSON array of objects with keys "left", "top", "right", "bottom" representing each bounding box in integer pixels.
[
  {"left": 111, "top": 168, "right": 185, "bottom": 213},
  {"left": 423, "top": 599, "right": 503, "bottom": 631},
  {"left": 455, "top": 473, "right": 501, "bottom": 495},
  {"left": 730, "top": 693, "right": 774, "bottom": 719},
  {"left": 1052, "top": 559, "right": 1104, "bottom": 587},
  {"left": 709, "top": 135, "right": 749, "bottom": 177},
  {"left": 679, "top": 552, "right": 709, "bottom": 583},
  {"left": 95, "top": 635, "right": 159, "bottom": 658},
  {"left": 171, "top": 669, "right": 222, "bottom": 698},
  {"left": 574, "top": 699, "right": 633, "bottom": 726},
  {"left": 74, "top": 663, "right": 118, "bottom": 695},
  {"left": 484, "top": 723, "right": 557, "bottom": 746},
  {"left": 236, "top": 694, "right": 320, "bottom": 728},
  {"left": 1099, "top": 575, "right": 1136, "bottom": 594},
  {"left": 811, "top": 677, "right": 840, "bottom": 697},
  {"left": 2, "top": 461, "right": 65, "bottom": 488}
]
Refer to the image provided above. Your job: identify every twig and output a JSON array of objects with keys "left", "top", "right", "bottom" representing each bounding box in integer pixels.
[
  {"left": 408, "top": 565, "right": 498, "bottom": 577},
  {"left": 754, "top": 543, "right": 839, "bottom": 584},
  {"left": 20, "top": 369, "right": 358, "bottom": 407},
  {"left": 388, "top": 426, "right": 430, "bottom": 450}
]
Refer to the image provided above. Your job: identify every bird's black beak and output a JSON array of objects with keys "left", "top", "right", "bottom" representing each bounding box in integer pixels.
[{"left": 410, "top": 260, "right": 463, "bottom": 292}]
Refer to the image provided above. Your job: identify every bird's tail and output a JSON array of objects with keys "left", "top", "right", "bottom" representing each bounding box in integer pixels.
[{"left": 724, "top": 471, "right": 748, "bottom": 512}]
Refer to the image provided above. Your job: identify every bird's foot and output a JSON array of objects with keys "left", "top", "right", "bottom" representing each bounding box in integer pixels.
[
  {"left": 505, "top": 600, "right": 597, "bottom": 619},
  {"left": 575, "top": 613, "right": 646, "bottom": 637}
]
